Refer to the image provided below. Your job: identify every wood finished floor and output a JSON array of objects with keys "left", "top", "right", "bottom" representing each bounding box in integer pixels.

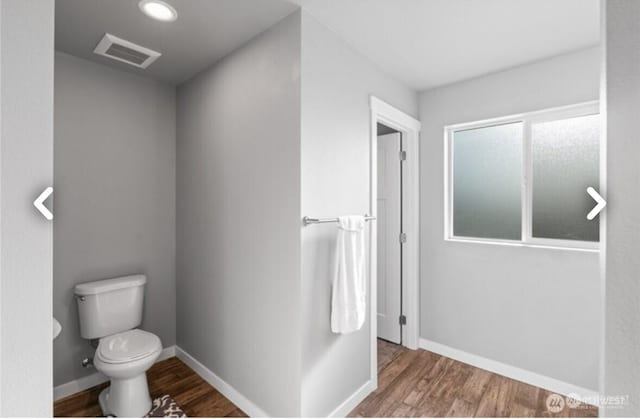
[
  {"left": 54, "top": 357, "right": 247, "bottom": 417},
  {"left": 54, "top": 341, "right": 597, "bottom": 417},
  {"left": 350, "top": 339, "right": 598, "bottom": 418}
]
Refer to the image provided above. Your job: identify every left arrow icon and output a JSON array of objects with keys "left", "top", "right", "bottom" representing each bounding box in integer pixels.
[{"left": 34, "top": 187, "right": 53, "bottom": 220}]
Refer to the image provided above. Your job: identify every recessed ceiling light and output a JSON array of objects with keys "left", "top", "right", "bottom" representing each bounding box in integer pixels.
[{"left": 139, "top": 0, "right": 178, "bottom": 22}]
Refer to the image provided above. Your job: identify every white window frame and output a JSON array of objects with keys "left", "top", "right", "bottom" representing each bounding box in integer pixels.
[{"left": 444, "top": 101, "right": 600, "bottom": 251}]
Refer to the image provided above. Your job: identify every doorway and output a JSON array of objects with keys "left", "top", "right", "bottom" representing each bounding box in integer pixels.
[
  {"left": 377, "top": 124, "right": 403, "bottom": 345},
  {"left": 369, "top": 96, "right": 421, "bottom": 385}
]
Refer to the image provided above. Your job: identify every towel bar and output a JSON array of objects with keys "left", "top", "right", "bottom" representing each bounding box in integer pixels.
[{"left": 302, "top": 215, "right": 376, "bottom": 226}]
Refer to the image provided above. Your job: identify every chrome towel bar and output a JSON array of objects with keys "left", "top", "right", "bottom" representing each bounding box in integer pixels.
[{"left": 302, "top": 215, "right": 376, "bottom": 226}]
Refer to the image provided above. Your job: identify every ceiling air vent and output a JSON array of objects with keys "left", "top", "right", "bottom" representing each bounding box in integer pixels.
[{"left": 93, "top": 33, "right": 161, "bottom": 69}]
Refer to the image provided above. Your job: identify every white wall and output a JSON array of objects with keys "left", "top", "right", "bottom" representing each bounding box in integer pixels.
[
  {"left": 300, "top": 12, "right": 418, "bottom": 416},
  {"left": 419, "top": 47, "right": 601, "bottom": 391},
  {"left": 52, "top": 52, "right": 176, "bottom": 387},
  {"left": 0, "top": 0, "right": 54, "bottom": 416},
  {"left": 176, "top": 12, "right": 302, "bottom": 417},
  {"left": 604, "top": 0, "right": 640, "bottom": 415}
]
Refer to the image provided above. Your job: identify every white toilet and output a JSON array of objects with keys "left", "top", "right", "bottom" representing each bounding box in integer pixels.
[{"left": 75, "top": 274, "right": 162, "bottom": 417}]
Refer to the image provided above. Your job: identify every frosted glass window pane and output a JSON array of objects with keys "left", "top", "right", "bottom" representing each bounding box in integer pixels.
[
  {"left": 532, "top": 114, "right": 600, "bottom": 242},
  {"left": 453, "top": 123, "right": 522, "bottom": 240}
]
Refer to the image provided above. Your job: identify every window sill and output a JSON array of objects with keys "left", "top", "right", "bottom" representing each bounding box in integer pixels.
[{"left": 444, "top": 237, "right": 600, "bottom": 253}]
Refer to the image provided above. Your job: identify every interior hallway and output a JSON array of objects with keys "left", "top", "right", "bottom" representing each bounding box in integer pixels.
[{"left": 54, "top": 340, "right": 597, "bottom": 417}]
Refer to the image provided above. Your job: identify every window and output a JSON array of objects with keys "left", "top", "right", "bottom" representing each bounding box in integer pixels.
[
  {"left": 452, "top": 122, "right": 523, "bottom": 241},
  {"left": 445, "top": 102, "right": 600, "bottom": 249}
]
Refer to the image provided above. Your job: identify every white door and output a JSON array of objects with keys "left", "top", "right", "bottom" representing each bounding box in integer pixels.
[{"left": 377, "top": 132, "right": 402, "bottom": 344}]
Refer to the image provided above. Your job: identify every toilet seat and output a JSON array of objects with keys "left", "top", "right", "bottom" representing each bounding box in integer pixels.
[{"left": 97, "top": 329, "right": 161, "bottom": 364}]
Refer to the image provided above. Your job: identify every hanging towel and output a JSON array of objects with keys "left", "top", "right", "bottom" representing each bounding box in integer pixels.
[{"left": 331, "top": 215, "right": 367, "bottom": 334}]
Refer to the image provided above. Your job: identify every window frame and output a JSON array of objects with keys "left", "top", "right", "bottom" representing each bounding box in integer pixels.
[{"left": 444, "top": 101, "right": 600, "bottom": 251}]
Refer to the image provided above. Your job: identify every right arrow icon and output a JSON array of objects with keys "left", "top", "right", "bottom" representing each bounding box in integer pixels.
[{"left": 586, "top": 187, "right": 606, "bottom": 220}]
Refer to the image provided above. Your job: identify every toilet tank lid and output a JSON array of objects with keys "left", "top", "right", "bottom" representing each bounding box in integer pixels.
[{"left": 74, "top": 274, "right": 146, "bottom": 296}]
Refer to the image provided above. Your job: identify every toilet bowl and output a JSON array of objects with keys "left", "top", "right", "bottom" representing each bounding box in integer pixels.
[{"left": 94, "top": 329, "right": 162, "bottom": 417}]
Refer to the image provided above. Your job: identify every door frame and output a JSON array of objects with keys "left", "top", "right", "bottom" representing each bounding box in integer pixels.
[{"left": 369, "top": 96, "right": 421, "bottom": 384}]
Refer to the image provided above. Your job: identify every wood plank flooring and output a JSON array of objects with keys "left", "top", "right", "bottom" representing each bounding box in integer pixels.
[
  {"left": 350, "top": 339, "right": 598, "bottom": 418},
  {"left": 54, "top": 357, "right": 246, "bottom": 417},
  {"left": 377, "top": 338, "right": 405, "bottom": 371},
  {"left": 54, "top": 341, "right": 597, "bottom": 417}
]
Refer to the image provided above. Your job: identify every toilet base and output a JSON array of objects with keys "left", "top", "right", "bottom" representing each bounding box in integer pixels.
[
  {"left": 98, "top": 373, "right": 152, "bottom": 417},
  {"left": 98, "top": 387, "right": 110, "bottom": 416}
]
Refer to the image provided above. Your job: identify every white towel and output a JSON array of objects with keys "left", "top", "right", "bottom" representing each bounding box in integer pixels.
[{"left": 331, "top": 215, "right": 367, "bottom": 334}]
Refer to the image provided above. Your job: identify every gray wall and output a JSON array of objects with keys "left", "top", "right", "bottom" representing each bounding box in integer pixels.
[
  {"left": 604, "top": 0, "right": 640, "bottom": 415},
  {"left": 300, "top": 12, "right": 418, "bottom": 416},
  {"left": 0, "top": 0, "right": 54, "bottom": 415},
  {"left": 53, "top": 52, "right": 176, "bottom": 386},
  {"left": 176, "top": 12, "right": 302, "bottom": 417},
  {"left": 419, "top": 47, "right": 601, "bottom": 391}
]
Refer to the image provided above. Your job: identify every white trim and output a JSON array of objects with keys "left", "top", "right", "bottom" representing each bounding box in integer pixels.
[
  {"left": 54, "top": 371, "right": 107, "bottom": 403},
  {"left": 445, "top": 235, "right": 599, "bottom": 251},
  {"left": 444, "top": 101, "right": 601, "bottom": 251},
  {"left": 156, "top": 344, "right": 177, "bottom": 361},
  {"left": 328, "top": 380, "right": 376, "bottom": 418},
  {"left": 597, "top": 2, "right": 607, "bottom": 417},
  {"left": 445, "top": 101, "right": 599, "bottom": 132},
  {"left": 445, "top": 237, "right": 599, "bottom": 253},
  {"left": 419, "top": 338, "right": 599, "bottom": 400},
  {"left": 175, "top": 346, "right": 269, "bottom": 418},
  {"left": 369, "top": 102, "right": 379, "bottom": 390},
  {"left": 523, "top": 119, "right": 532, "bottom": 244},
  {"left": 370, "top": 96, "right": 422, "bottom": 382},
  {"left": 53, "top": 345, "right": 176, "bottom": 401}
]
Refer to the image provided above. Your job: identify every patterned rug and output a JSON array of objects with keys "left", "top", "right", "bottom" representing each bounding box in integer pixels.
[{"left": 145, "top": 395, "right": 187, "bottom": 418}]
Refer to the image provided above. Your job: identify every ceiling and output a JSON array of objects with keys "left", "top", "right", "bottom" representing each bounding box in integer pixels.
[
  {"left": 293, "top": 0, "right": 600, "bottom": 90},
  {"left": 55, "top": 0, "right": 298, "bottom": 85},
  {"left": 56, "top": 0, "right": 600, "bottom": 90}
]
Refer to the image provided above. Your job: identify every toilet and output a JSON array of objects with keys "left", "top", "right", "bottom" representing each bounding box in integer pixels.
[{"left": 75, "top": 274, "right": 162, "bottom": 417}]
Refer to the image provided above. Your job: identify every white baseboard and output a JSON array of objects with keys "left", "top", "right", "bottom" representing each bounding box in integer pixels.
[
  {"left": 328, "top": 380, "right": 376, "bottom": 418},
  {"left": 175, "top": 346, "right": 269, "bottom": 418},
  {"left": 53, "top": 370, "right": 107, "bottom": 402},
  {"left": 56, "top": 344, "right": 357, "bottom": 418},
  {"left": 418, "top": 338, "right": 598, "bottom": 399},
  {"left": 53, "top": 345, "right": 176, "bottom": 401}
]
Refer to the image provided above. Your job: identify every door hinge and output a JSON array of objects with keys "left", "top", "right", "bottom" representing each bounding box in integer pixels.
[
  {"left": 399, "top": 232, "right": 407, "bottom": 243},
  {"left": 399, "top": 150, "right": 407, "bottom": 161},
  {"left": 399, "top": 315, "right": 407, "bottom": 325}
]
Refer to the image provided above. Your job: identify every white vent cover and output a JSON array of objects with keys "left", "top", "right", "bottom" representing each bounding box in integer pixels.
[{"left": 93, "top": 33, "right": 161, "bottom": 69}]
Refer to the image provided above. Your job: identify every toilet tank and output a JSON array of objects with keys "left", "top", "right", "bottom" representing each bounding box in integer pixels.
[{"left": 74, "top": 274, "right": 146, "bottom": 339}]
